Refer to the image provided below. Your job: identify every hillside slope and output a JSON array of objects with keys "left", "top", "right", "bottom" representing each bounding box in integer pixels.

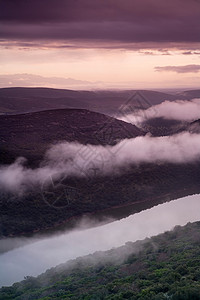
[
  {"left": 1, "top": 221, "right": 200, "bottom": 299},
  {"left": 0, "top": 108, "right": 144, "bottom": 166},
  {"left": 140, "top": 117, "right": 200, "bottom": 136},
  {"left": 176, "top": 89, "right": 200, "bottom": 99}
]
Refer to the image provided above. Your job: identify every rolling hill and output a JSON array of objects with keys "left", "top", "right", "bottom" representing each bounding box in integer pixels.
[
  {"left": 0, "top": 87, "right": 179, "bottom": 116},
  {"left": 0, "top": 108, "right": 145, "bottom": 166}
]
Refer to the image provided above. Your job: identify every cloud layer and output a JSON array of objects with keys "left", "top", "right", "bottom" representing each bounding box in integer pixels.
[
  {"left": 0, "top": 74, "right": 98, "bottom": 89},
  {"left": 155, "top": 64, "right": 200, "bottom": 73},
  {"left": 1, "top": 132, "right": 200, "bottom": 193},
  {"left": 1, "top": 0, "right": 199, "bottom": 23},
  {"left": 1, "top": 0, "right": 200, "bottom": 49},
  {"left": 119, "top": 98, "right": 200, "bottom": 124}
]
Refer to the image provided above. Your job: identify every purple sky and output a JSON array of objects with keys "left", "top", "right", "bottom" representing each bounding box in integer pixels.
[
  {"left": 0, "top": 0, "right": 200, "bottom": 88},
  {"left": 1, "top": 0, "right": 200, "bottom": 47}
]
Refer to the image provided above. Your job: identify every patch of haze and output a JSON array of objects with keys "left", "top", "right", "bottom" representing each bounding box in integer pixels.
[
  {"left": 1, "top": 132, "right": 200, "bottom": 194},
  {"left": 0, "top": 194, "right": 200, "bottom": 287},
  {"left": 0, "top": 215, "right": 114, "bottom": 254},
  {"left": 118, "top": 98, "right": 200, "bottom": 124}
]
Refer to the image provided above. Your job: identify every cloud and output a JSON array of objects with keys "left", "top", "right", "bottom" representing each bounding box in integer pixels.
[
  {"left": 1, "top": 40, "right": 200, "bottom": 52},
  {"left": 155, "top": 64, "right": 200, "bottom": 73},
  {"left": 182, "top": 51, "right": 200, "bottom": 55},
  {"left": 1, "top": 0, "right": 200, "bottom": 49},
  {"left": 0, "top": 74, "right": 99, "bottom": 89},
  {"left": 1, "top": 0, "right": 200, "bottom": 23},
  {"left": 119, "top": 98, "right": 200, "bottom": 124},
  {"left": 1, "top": 132, "right": 200, "bottom": 193}
]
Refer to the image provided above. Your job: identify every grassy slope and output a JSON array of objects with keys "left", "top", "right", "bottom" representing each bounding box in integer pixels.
[{"left": 0, "top": 221, "right": 200, "bottom": 299}]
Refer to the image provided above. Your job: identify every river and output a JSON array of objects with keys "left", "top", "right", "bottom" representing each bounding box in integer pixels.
[{"left": 0, "top": 193, "right": 200, "bottom": 287}]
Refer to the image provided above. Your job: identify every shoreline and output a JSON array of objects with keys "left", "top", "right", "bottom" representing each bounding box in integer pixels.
[{"left": 0, "top": 186, "right": 197, "bottom": 247}]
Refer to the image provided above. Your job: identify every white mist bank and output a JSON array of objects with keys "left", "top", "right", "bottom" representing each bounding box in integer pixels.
[
  {"left": 118, "top": 98, "right": 200, "bottom": 124},
  {"left": 0, "top": 194, "right": 200, "bottom": 287},
  {"left": 0, "top": 132, "right": 200, "bottom": 194}
]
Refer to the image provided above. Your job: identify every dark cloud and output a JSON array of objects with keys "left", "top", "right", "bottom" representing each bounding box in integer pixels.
[
  {"left": 1, "top": 0, "right": 200, "bottom": 23},
  {"left": 155, "top": 65, "right": 200, "bottom": 73},
  {"left": 0, "top": 0, "right": 200, "bottom": 48},
  {"left": 182, "top": 51, "right": 200, "bottom": 55},
  {"left": 182, "top": 51, "right": 194, "bottom": 55},
  {"left": 139, "top": 50, "right": 171, "bottom": 55}
]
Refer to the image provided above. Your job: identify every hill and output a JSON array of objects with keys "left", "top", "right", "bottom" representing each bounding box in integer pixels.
[
  {"left": 0, "top": 108, "right": 144, "bottom": 166},
  {"left": 0, "top": 221, "right": 200, "bottom": 299},
  {"left": 140, "top": 117, "right": 200, "bottom": 137},
  {"left": 140, "top": 117, "right": 186, "bottom": 136},
  {"left": 176, "top": 89, "right": 200, "bottom": 99},
  {"left": 187, "top": 119, "right": 200, "bottom": 134}
]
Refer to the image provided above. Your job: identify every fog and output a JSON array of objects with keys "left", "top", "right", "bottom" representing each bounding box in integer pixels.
[
  {"left": 0, "top": 194, "right": 200, "bottom": 287},
  {"left": 118, "top": 98, "right": 200, "bottom": 124},
  {"left": 0, "top": 132, "right": 200, "bottom": 194}
]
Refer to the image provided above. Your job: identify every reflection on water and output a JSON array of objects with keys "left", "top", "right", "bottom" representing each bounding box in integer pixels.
[{"left": 0, "top": 194, "right": 200, "bottom": 287}]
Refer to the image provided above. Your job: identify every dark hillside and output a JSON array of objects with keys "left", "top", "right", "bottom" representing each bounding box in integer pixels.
[
  {"left": 0, "top": 108, "right": 144, "bottom": 166},
  {"left": 0, "top": 87, "right": 177, "bottom": 115},
  {"left": 140, "top": 117, "right": 186, "bottom": 136}
]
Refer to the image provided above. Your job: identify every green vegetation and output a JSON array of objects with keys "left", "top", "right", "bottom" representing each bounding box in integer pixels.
[{"left": 1, "top": 221, "right": 200, "bottom": 299}]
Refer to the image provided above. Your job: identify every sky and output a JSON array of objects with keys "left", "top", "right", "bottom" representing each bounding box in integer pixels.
[{"left": 0, "top": 0, "right": 200, "bottom": 89}]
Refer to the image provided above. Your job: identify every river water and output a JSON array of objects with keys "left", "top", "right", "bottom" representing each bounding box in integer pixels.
[{"left": 0, "top": 193, "right": 200, "bottom": 287}]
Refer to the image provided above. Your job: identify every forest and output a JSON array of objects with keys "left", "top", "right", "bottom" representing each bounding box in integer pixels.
[{"left": 0, "top": 221, "right": 200, "bottom": 299}]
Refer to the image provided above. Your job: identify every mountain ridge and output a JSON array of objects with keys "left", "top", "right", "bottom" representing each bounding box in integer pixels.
[{"left": 0, "top": 87, "right": 186, "bottom": 116}]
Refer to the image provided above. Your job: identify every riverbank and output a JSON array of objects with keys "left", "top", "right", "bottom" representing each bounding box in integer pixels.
[{"left": 1, "top": 193, "right": 200, "bottom": 287}]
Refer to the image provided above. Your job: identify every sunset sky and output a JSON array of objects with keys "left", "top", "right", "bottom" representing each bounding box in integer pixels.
[{"left": 0, "top": 0, "right": 200, "bottom": 89}]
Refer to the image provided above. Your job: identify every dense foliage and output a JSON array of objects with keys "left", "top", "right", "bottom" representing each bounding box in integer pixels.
[
  {"left": 1, "top": 221, "right": 200, "bottom": 299},
  {"left": 1, "top": 160, "right": 200, "bottom": 238}
]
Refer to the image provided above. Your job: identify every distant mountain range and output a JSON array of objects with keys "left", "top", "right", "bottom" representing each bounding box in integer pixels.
[{"left": 1, "top": 87, "right": 200, "bottom": 116}]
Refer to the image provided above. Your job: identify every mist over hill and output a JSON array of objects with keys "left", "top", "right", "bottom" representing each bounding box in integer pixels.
[
  {"left": 0, "top": 103, "right": 200, "bottom": 237},
  {"left": 0, "top": 108, "right": 144, "bottom": 166},
  {"left": 1, "top": 88, "right": 200, "bottom": 238},
  {"left": 1, "top": 221, "right": 200, "bottom": 299}
]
